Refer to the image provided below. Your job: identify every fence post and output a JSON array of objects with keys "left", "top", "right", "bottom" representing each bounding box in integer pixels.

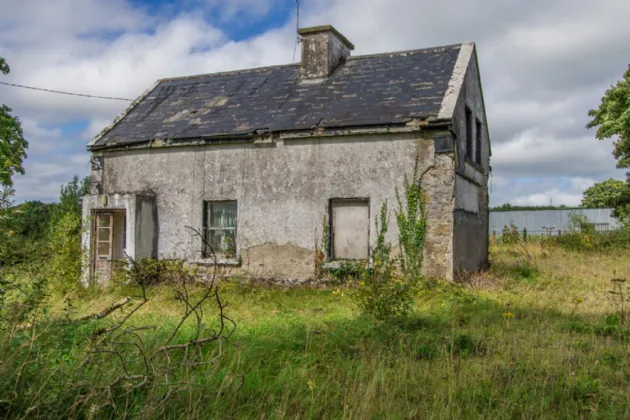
[{"left": 523, "top": 228, "right": 527, "bottom": 241}]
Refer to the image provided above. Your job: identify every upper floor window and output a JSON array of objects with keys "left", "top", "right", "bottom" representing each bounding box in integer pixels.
[
  {"left": 204, "top": 201, "right": 237, "bottom": 259},
  {"left": 465, "top": 105, "right": 473, "bottom": 161},
  {"left": 475, "top": 118, "right": 482, "bottom": 165}
]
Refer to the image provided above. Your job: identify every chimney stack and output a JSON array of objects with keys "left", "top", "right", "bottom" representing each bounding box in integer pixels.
[{"left": 298, "top": 25, "right": 354, "bottom": 80}]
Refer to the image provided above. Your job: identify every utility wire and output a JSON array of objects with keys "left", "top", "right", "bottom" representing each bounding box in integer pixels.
[
  {"left": 292, "top": 0, "right": 300, "bottom": 63},
  {"left": 0, "top": 80, "right": 133, "bottom": 101}
]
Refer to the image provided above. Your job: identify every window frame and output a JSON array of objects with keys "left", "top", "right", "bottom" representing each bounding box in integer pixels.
[
  {"left": 475, "top": 118, "right": 483, "bottom": 165},
  {"left": 465, "top": 105, "right": 474, "bottom": 162},
  {"left": 95, "top": 211, "right": 113, "bottom": 261},
  {"left": 328, "top": 197, "right": 370, "bottom": 261},
  {"left": 202, "top": 200, "right": 238, "bottom": 260}
]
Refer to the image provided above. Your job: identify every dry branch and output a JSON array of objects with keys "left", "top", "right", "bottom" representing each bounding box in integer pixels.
[
  {"left": 67, "top": 297, "right": 131, "bottom": 324},
  {"left": 58, "top": 224, "right": 237, "bottom": 415}
]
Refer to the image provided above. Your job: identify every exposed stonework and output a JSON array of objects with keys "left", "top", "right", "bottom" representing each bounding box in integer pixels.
[
  {"left": 298, "top": 25, "right": 354, "bottom": 80},
  {"left": 421, "top": 153, "right": 455, "bottom": 280}
]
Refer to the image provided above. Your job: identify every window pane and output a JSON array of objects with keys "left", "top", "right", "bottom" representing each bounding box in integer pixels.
[
  {"left": 475, "top": 119, "right": 482, "bottom": 165},
  {"left": 98, "top": 242, "right": 110, "bottom": 258},
  {"left": 206, "top": 229, "right": 236, "bottom": 257},
  {"left": 465, "top": 107, "right": 473, "bottom": 159},
  {"left": 98, "top": 214, "right": 111, "bottom": 227},
  {"left": 209, "top": 202, "right": 236, "bottom": 228},
  {"left": 98, "top": 228, "right": 110, "bottom": 241}
]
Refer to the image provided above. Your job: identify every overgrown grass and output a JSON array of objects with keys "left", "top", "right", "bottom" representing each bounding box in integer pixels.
[{"left": 2, "top": 242, "right": 630, "bottom": 418}]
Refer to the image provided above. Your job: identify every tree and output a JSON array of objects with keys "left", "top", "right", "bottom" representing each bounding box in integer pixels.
[
  {"left": 52, "top": 175, "right": 92, "bottom": 221},
  {"left": 588, "top": 65, "right": 630, "bottom": 169},
  {"left": 48, "top": 175, "right": 91, "bottom": 292},
  {"left": 587, "top": 66, "right": 630, "bottom": 220},
  {"left": 0, "top": 57, "right": 28, "bottom": 189},
  {"left": 581, "top": 178, "right": 628, "bottom": 208}
]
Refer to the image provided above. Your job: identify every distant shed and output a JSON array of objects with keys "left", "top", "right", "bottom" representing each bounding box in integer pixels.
[{"left": 489, "top": 208, "right": 621, "bottom": 235}]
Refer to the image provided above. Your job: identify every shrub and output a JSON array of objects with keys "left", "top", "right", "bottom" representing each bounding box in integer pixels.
[
  {"left": 355, "top": 165, "right": 429, "bottom": 321},
  {"left": 0, "top": 266, "right": 49, "bottom": 329},
  {"left": 551, "top": 226, "right": 630, "bottom": 252},
  {"left": 355, "top": 202, "right": 419, "bottom": 321},
  {"left": 47, "top": 211, "right": 84, "bottom": 293},
  {"left": 117, "top": 257, "right": 198, "bottom": 287},
  {"left": 46, "top": 175, "right": 92, "bottom": 293},
  {"left": 502, "top": 222, "right": 520, "bottom": 244}
]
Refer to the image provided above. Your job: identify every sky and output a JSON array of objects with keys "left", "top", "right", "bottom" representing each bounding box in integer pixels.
[{"left": 1, "top": 0, "right": 628, "bottom": 207}]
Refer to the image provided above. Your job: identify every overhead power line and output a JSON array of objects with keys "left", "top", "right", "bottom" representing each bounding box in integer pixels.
[
  {"left": 0, "top": 80, "right": 133, "bottom": 101},
  {"left": 292, "top": 0, "right": 300, "bottom": 63}
]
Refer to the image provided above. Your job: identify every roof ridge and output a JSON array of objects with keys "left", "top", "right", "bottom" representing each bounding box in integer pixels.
[
  {"left": 349, "top": 43, "right": 465, "bottom": 61},
  {"left": 158, "top": 43, "right": 468, "bottom": 84},
  {"left": 160, "top": 62, "right": 299, "bottom": 83}
]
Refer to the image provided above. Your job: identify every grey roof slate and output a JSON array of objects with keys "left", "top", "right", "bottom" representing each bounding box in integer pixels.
[{"left": 92, "top": 43, "right": 462, "bottom": 148}]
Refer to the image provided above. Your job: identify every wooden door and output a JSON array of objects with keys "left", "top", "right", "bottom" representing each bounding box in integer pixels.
[{"left": 94, "top": 211, "right": 114, "bottom": 284}]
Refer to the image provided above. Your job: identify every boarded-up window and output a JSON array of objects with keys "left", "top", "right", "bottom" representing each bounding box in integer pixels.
[
  {"left": 204, "top": 201, "right": 237, "bottom": 258},
  {"left": 331, "top": 199, "right": 369, "bottom": 260}
]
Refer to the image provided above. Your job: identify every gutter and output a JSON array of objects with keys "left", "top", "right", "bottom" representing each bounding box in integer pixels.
[{"left": 88, "top": 116, "right": 454, "bottom": 153}]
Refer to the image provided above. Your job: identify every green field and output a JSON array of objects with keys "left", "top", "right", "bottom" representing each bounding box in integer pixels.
[{"left": 2, "top": 241, "right": 630, "bottom": 419}]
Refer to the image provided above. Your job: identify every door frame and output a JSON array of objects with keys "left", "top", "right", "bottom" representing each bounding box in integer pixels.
[{"left": 91, "top": 209, "right": 126, "bottom": 284}]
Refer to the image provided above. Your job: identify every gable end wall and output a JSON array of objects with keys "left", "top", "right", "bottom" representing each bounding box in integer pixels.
[{"left": 450, "top": 48, "right": 490, "bottom": 273}]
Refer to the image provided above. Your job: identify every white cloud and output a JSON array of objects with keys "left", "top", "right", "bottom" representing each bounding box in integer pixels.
[
  {"left": 511, "top": 191, "right": 583, "bottom": 207},
  {"left": 1, "top": 0, "right": 629, "bottom": 204},
  {"left": 569, "top": 177, "right": 598, "bottom": 193},
  {"left": 491, "top": 130, "right": 621, "bottom": 177}
]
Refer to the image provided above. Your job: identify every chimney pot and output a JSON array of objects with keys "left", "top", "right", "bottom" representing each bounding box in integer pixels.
[{"left": 298, "top": 25, "right": 354, "bottom": 80}]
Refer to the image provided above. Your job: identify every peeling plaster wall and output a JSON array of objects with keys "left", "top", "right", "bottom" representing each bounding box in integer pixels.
[
  {"left": 451, "top": 49, "right": 490, "bottom": 273},
  {"left": 98, "top": 132, "right": 455, "bottom": 281}
]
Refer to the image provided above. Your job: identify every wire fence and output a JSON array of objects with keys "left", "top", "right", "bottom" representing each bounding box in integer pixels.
[{"left": 490, "top": 223, "right": 615, "bottom": 241}]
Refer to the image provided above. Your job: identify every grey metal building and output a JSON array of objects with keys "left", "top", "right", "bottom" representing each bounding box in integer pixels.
[{"left": 489, "top": 208, "right": 621, "bottom": 235}]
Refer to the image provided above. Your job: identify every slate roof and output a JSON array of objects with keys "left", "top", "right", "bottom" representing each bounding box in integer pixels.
[{"left": 91, "top": 43, "right": 463, "bottom": 149}]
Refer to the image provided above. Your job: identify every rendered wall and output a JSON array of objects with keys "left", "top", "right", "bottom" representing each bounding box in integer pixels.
[
  {"left": 95, "top": 132, "right": 455, "bottom": 281},
  {"left": 450, "top": 48, "right": 490, "bottom": 273}
]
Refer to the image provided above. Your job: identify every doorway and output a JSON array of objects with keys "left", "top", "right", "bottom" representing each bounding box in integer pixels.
[{"left": 93, "top": 209, "right": 126, "bottom": 285}]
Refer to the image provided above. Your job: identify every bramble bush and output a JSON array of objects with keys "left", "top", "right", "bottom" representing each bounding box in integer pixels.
[{"left": 548, "top": 212, "right": 630, "bottom": 252}]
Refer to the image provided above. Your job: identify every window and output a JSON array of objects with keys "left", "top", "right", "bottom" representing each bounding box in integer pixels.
[
  {"left": 203, "top": 201, "right": 237, "bottom": 258},
  {"left": 465, "top": 106, "right": 473, "bottom": 161},
  {"left": 330, "top": 199, "right": 369, "bottom": 260},
  {"left": 475, "top": 118, "right": 482, "bottom": 165}
]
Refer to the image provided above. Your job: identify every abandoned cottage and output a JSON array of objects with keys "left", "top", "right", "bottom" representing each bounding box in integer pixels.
[{"left": 82, "top": 25, "right": 490, "bottom": 285}]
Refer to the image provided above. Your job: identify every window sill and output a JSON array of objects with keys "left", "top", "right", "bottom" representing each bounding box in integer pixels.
[
  {"left": 464, "top": 159, "right": 485, "bottom": 174},
  {"left": 189, "top": 258, "right": 241, "bottom": 267},
  {"left": 322, "top": 260, "right": 368, "bottom": 269}
]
